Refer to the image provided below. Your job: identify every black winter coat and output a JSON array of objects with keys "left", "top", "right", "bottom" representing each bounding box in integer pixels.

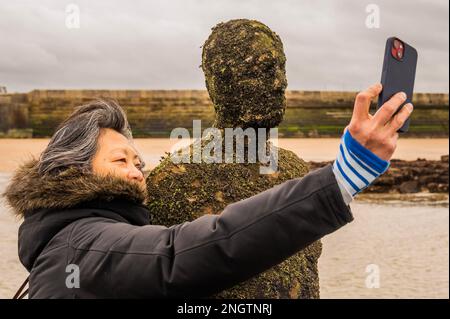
[{"left": 3, "top": 159, "right": 353, "bottom": 298}]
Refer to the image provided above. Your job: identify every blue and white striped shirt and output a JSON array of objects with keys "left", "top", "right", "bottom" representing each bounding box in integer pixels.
[{"left": 333, "top": 129, "right": 390, "bottom": 204}]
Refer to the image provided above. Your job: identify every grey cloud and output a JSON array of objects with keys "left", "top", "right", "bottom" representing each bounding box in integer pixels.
[{"left": 0, "top": 0, "right": 448, "bottom": 93}]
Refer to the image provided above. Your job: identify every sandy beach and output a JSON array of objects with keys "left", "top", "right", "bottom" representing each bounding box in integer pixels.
[{"left": 0, "top": 137, "right": 448, "bottom": 172}]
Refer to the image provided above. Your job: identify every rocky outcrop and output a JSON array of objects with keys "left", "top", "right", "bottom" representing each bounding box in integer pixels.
[{"left": 308, "top": 155, "right": 449, "bottom": 193}]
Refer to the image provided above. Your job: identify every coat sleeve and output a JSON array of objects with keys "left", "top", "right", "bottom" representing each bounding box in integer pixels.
[{"left": 69, "top": 164, "right": 353, "bottom": 298}]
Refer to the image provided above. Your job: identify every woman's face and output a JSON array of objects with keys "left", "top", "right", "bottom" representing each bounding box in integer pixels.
[{"left": 91, "top": 128, "right": 146, "bottom": 192}]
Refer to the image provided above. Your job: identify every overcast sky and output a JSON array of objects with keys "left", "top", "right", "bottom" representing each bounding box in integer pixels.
[{"left": 0, "top": 0, "right": 448, "bottom": 93}]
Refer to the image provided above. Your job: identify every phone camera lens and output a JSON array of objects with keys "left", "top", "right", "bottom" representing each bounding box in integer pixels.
[{"left": 392, "top": 38, "right": 405, "bottom": 60}]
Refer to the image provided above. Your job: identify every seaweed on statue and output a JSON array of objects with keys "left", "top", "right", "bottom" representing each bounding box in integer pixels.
[{"left": 147, "top": 19, "right": 322, "bottom": 299}]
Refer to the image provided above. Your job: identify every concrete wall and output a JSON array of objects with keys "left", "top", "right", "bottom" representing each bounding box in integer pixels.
[
  {"left": 0, "top": 90, "right": 448, "bottom": 137},
  {"left": 0, "top": 93, "right": 30, "bottom": 137}
]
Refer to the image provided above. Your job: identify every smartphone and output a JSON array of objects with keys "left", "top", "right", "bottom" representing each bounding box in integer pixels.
[{"left": 377, "top": 37, "right": 418, "bottom": 133}]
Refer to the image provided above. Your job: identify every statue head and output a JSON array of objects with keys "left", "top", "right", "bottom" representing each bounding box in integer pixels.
[{"left": 202, "top": 19, "right": 287, "bottom": 129}]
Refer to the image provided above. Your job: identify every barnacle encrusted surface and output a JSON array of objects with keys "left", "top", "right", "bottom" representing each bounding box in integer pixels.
[
  {"left": 201, "top": 19, "right": 287, "bottom": 129},
  {"left": 146, "top": 19, "right": 321, "bottom": 299}
]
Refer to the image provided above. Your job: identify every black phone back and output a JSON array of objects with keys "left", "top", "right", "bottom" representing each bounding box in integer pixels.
[{"left": 377, "top": 37, "right": 418, "bottom": 133}]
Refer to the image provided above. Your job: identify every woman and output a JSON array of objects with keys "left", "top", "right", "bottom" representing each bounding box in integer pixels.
[{"left": 3, "top": 84, "right": 412, "bottom": 298}]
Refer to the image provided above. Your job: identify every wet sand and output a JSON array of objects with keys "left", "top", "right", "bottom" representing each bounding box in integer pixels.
[
  {"left": 319, "top": 200, "right": 449, "bottom": 298},
  {"left": 0, "top": 174, "right": 27, "bottom": 299}
]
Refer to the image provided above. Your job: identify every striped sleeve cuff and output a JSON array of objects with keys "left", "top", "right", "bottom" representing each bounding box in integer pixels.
[{"left": 332, "top": 129, "right": 390, "bottom": 203}]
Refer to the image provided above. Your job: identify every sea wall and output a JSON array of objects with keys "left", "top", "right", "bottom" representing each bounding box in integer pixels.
[{"left": 0, "top": 90, "right": 448, "bottom": 138}]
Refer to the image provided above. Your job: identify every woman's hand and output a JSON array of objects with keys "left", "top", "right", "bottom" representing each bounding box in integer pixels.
[{"left": 346, "top": 83, "right": 414, "bottom": 161}]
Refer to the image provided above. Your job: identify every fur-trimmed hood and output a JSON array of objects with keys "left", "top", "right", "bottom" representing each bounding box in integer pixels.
[
  {"left": 2, "top": 158, "right": 149, "bottom": 217},
  {"left": 2, "top": 158, "right": 151, "bottom": 272}
]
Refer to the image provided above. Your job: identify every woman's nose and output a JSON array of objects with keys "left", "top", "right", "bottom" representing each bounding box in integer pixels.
[{"left": 128, "top": 165, "right": 144, "bottom": 182}]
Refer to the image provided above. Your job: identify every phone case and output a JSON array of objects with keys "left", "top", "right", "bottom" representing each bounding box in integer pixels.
[{"left": 377, "top": 37, "right": 418, "bottom": 133}]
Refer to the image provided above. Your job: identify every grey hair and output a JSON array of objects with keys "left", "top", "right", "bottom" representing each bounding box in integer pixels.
[{"left": 37, "top": 99, "right": 145, "bottom": 175}]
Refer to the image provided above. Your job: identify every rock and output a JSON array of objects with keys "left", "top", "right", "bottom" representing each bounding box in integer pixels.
[
  {"left": 308, "top": 157, "right": 449, "bottom": 194},
  {"left": 374, "top": 176, "right": 395, "bottom": 186},
  {"left": 399, "top": 180, "right": 421, "bottom": 193},
  {"left": 428, "top": 183, "right": 449, "bottom": 192}
]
